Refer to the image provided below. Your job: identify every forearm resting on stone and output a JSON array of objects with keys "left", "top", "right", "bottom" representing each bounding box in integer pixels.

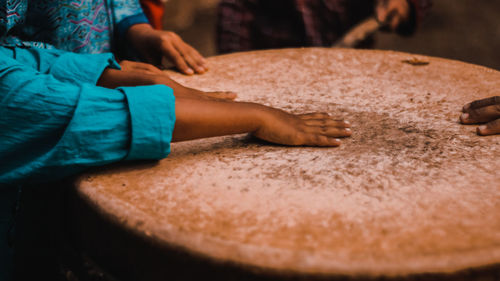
[
  {"left": 172, "top": 98, "right": 352, "bottom": 146},
  {"left": 97, "top": 68, "right": 235, "bottom": 100},
  {"left": 172, "top": 98, "right": 263, "bottom": 142}
]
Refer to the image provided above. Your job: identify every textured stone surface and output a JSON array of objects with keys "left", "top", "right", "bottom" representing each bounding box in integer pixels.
[{"left": 76, "top": 48, "right": 500, "bottom": 278}]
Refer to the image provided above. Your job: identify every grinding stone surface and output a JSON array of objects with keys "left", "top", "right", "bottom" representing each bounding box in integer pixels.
[{"left": 77, "top": 48, "right": 500, "bottom": 277}]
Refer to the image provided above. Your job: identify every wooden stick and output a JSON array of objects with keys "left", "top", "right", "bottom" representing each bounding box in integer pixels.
[{"left": 332, "top": 17, "right": 381, "bottom": 48}]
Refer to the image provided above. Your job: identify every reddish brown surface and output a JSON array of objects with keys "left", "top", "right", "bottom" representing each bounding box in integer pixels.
[{"left": 76, "top": 49, "right": 500, "bottom": 278}]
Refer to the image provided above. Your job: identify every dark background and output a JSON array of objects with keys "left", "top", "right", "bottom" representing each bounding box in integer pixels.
[{"left": 164, "top": 0, "right": 500, "bottom": 70}]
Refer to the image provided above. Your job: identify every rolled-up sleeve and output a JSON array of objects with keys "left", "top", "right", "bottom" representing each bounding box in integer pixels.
[
  {"left": 122, "top": 85, "right": 175, "bottom": 160},
  {"left": 49, "top": 53, "right": 122, "bottom": 85},
  {"left": 0, "top": 48, "right": 175, "bottom": 184}
]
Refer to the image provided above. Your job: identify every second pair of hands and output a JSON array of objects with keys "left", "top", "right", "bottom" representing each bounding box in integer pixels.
[
  {"left": 129, "top": 2, "right": 412, "bottom": 75},
  {"left": 127, "top": 24, "right": 208, "bottom": 76},
  {"left": 131, "top": 4, "right": 410, "bottom": 75},
  {"left": 460, "top": 96, "right": 500, "bottom": 136},
  {"left": 104, "top": 61, "right": 500, "bottom": 144},
  {"left": 98, "top": 60, "right": 352, "bottom": 146},
  {"left": 119, "top": 22, "right": 500, "bottom": 142}
]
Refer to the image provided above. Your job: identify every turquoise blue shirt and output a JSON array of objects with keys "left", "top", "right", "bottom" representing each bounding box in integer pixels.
[
  {"left": 0, "top": 0, "right": 149, "bottom": 53},
  {"left": 0, "top": 46, "right": 176, "bottom": 279},
  {"left": 0, "top": 2, "right": 170, "bottom": 278},
  {"left": 0, "top": 46, "right": 176, "bottom": 184}
]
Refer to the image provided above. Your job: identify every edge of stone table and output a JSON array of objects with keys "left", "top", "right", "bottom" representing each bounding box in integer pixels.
[{"left": 71, "top": 48, "right": 500, "bottom": 280}]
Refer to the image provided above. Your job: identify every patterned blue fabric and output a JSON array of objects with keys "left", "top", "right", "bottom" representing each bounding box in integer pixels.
[{"left": 0, "top": 0, "right": 149, "bottom": 53}]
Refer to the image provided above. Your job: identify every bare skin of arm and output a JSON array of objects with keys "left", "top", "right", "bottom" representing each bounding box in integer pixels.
[
  {"left": 460, "top": 96, "right": 500, "bottom": 136},
  {"left": 97, "top": 67, "right": 351, "bottom": 146},
  {"left": 173, "top": 98, "right": 351, "bottom": 146},
  {"left": 98, "top": 65, "right": 236, "bottom": 101}
]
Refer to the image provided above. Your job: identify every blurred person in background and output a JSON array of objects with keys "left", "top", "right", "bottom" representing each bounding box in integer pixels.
[
  {"left": 217, "top": 0, "right": 432, "bottom": 53},
  {"left": 0, "top": 0, "right": 207, "bottom": 75}
]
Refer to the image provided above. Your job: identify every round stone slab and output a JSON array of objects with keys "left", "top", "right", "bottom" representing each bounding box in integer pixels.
[{"left": 75, "top": 48, "right": 500, "bottom": 278}]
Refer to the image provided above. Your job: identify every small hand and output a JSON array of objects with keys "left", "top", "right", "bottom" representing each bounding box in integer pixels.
[
  {"left": 128, "top": 24, "right": 208, "bottom": 75},
  {"left": 98, "top": 65, "right": 236, "bottom": 101},
  {"left": 119, "top": 60, "right": 163, "bottom": 75},
  {"left": 150, "top": 74, "right": 237, "bottom": 101},
  {"left": 376, "top": 0, "right": 411, "bottom": 31},
  {"left": 254, "top": 111, "right": 352, "bottom": 146},
  {"left": 460, "top": 96, "right": 500, "bottom": 136},
  {"left": 155, "top": 31, "right": 208, "bottom": 75}
]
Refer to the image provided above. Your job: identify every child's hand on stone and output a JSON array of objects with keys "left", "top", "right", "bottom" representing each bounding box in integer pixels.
[
  {"left": 173, "top": 99, "right": 351, "bottom": 147},
  {"left": 127, "top": 24, "right": 208, "bottom": 75},
  {"left": 460, "top": 96, "right": 500, "bottom": 136},
  {"left": 254, "top": 110, "right": 351, "bottom": 146},
  {"left": 99, "top": 65, "right": 236, "bottom": 101}
]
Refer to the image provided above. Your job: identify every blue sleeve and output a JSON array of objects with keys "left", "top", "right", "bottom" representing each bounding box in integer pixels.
[
  {"left": 116, "top": 13, "right": 150, "bottom": 41},
  {"left": 0, "top": 47, "right": 121, "bottom": 85},
  {"left": 0, "top": 47, "right": 176, "bottom": 184},
  {"left": 110, "top": 0, "right": 150, "bottom": 40}
]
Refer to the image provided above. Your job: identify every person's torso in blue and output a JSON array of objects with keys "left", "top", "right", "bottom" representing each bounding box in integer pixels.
[
  {"left": 0, "top": 0, "right": 146, "bottom": 53},
  {"left": 0, "top": 1, "right": 173, "bottom": 279}
]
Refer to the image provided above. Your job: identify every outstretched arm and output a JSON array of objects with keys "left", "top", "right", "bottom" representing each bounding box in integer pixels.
[
  {"left": 0, "top": 49, "right": 176, "bottom": 184},
  {"left": 0, "top": 46, "right": 351, "bottom": 184},
  {"left": 172, "top": 98, "right": 351, "bottom": 146},
  {"left": 98, "top": 65, "right": 236, "bottom": 101},
  {"left": 97, "top": 63, "right": 352, "bottom": 145}
]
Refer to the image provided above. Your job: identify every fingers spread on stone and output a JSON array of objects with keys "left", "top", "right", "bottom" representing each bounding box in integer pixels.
[
  {"left": 161, "top": 41, "right": 193, "bottom": 75},
  {"left": 304, "top": 119, "right": 349, "bottom": 127},
  {"left": 320, "top": 126, "right": 352, "bottom": 137},
  {"left": 464, "top": 96, "right": 500, "bottom": 112},
  {"left": 303, "top": 123, "right": 352, "bottom": 138},
  {"left": 477, "top": 118, "right": 500, "bottom": 136},
  {"left": 190, "top": 48, "right": 208, "bottom": 72},
  {"left": 303, "top": 134, "right": 341, "bottom": 147},
  {"left": 180, "top": 46, "right": 206, "bottom": 74},
  {"left": 171, "top": 37, "right": 207, "bottom": 74},
  {"left": 298, "top": 114, "right": 353, "bottom": 139},
  {"left": 299, "top": 112, "right": 331, "bottom": 120},
  {"left": 461, "top": 104, "right": 500, "bottom": 124},
  {"left": 183, "top": 52, "right": 205, "bottom": 74}
]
